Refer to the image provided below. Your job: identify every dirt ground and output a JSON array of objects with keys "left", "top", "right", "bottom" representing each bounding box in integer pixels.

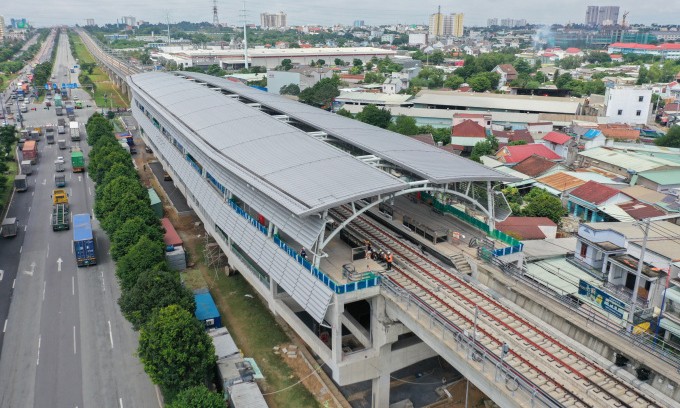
[{"left": 425, "top": 380, "right": 495, "bottom": 408}]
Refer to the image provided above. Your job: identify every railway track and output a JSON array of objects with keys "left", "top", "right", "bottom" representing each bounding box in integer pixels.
[{"left": 330, "top": 205, "right": 660, "bottom": 408}]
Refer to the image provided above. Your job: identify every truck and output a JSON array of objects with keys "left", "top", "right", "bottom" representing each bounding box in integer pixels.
[
  {"left": 69, "top": 121, "right": 80, "bottom": 141},
  {"left": 55, "top": 158, "right": 65, "bottom": 172},
  {"left": 58, "top": 118, "right": 66, "bottom": 133},
  {"left": 71, "top": 149, "right": 84, "bottom": 172},
  {"left": 51, "top": 203, "right": 70, "bottom": 231},
  {"left": 73, "top": 214, "right": 96, "bottom": 266},
  {"left": 54, "top": 94, "right": 62, "bottom": 107},
  {"left": 55, "top": 106, "right": 63, "bottom": 116},
  {"left": 46, "top": 131, "right": 55, "bottom": 144},
  {"left": 58, "top": 139, "right": 66, "bottom": 149},
  {"left": 52, "top": 188, "right": 68, "bottom": 205},
  {"left": 20, "top": 104, "right": 28, "bottom": 113},
  {"left": 54, "top": 174, "right": 66, "bottom": 187},
  {"left": 1, "top": 217, "right": 18, "bottom": 238},
  {"left": 75, "top": 101, "right": 83, "bottom": 109},
  {"left": 22, "top": 140, "right": 38, "bottom": 164},
  {"left": 60, "top": 88, "right": 68, "bottom": 99},
  {"left": 20, "top": 160, "right": 32, "bottom": 175},
  {"left": 14, "top": 174, "right": 28, "bottom": 192},
  {"left": 65, "top": 104, "right": 74, "bottom": 117}
]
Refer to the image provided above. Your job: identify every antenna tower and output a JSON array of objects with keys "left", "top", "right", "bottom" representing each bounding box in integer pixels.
[{"left": 212, "top": 0, "right": 220, "bottom": 26}]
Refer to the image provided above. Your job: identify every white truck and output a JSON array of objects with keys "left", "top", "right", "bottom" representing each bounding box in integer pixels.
[
  {"left": 21, "top": 160, "right": 32, "bottom": 175},
  {"left": 55, "top": 158, "right": 65, "bottom": 172},
  {"left": 69, "top": 121, "right": 80, "bottom": 141}
]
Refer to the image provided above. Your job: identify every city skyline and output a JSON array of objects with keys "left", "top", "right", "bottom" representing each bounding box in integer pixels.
[{"left": 2, "top": 0, "right": 680, "bottom": 27}]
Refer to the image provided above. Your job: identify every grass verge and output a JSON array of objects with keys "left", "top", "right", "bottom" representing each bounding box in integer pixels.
[
  {"left": 190, "top": 243, "right": 319, "bottom": 408},
  {"left": 68, "top": 34, "right": 129, "bottom": 109},
  {"left": 0, "top": 160, "right": 18, "bottom": 217}
]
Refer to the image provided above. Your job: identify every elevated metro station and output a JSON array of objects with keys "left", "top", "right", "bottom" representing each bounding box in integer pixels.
[{"left": 129, "top": 71, "right": 666, "bottom": 408}]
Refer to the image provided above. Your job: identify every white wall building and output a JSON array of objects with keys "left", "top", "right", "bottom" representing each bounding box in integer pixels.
[
  {"left": 604, "top": 86, "right": 653, "bottom": 125},
  {"left": 260, "top": 11, "right": 287, "bottom": 29},
  {"left": 408, "top": 33, "right": 428, "bottom": 46},
  {"left": 267, "top": 67, "right": 334, "bottom": 95},
  {"left": 0, "top": 16, "right": 5, "bottom": 42}
]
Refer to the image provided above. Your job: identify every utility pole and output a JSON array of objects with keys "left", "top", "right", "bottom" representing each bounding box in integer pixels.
[
  {"left": 627, "top": 219, "right": 650, "bottom": 332},
  {"left": 212, "top": 0, "right": 220, "bottom": 27}
]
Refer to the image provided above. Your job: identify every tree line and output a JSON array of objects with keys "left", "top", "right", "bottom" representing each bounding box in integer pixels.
[{"left": 85, "top": 114, "right": 223, "bottom": 406}]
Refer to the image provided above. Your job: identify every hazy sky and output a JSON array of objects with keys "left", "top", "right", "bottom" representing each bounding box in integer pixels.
[{"left": 4, "top": 0, "right": 680, "bottom": 27}]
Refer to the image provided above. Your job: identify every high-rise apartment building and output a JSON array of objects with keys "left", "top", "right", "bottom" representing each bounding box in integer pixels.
[
  {"left": 0, "top": 16, "right": 5, "bottom": 43},
  {"left": 585, "top": 6, "right": 619, "bottom": 26},
  {"left": 122, "top": 16, "right": 136, "bottom": 26},
  {"left": 260, "top": 12, "right": 287, "bottom": 29},
  {"left": 428, "top": 12, "right": 444, "bottom": 37},
  {"left": 86, "top": 19, "right": 95, "bottom": 26},
  {"left": 353, "top": 20, "right": 365, "bottom": 27},
  {"left": 487, "top": 18, "right": 498, "bottom": 27},
  {"left": 445, "top": 13, "right": 464, "bottom": 37}
]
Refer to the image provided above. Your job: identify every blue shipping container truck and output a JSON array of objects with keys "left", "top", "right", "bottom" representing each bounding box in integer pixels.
[{"left": 73, "top": 214, "right": 96, "bottom": 267}]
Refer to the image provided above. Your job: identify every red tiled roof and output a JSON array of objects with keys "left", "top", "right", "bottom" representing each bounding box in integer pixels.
[
  {"left": 542, "top": 131, "right": 572, "bottom": 145},
  {"left": 452, "top": 119, "right": 487, "bottom": 137},
  {"left": 569, "top": 181, "right": 626, "bottom": 205},
  {"left": 412, "top": 134, "right": 435, "bottom": 145},
  {"left": 512, "top": 154, "right": 559, "bottom": 177},
  {"left": 438, "top": 144, "right": 462, "bottom": 155},
  {"left": 496, "top": 217, "right": 557, "bottom": 240},
  {"left": 565, "top": 47, "right": 581, "bottom": 53},
  {"left": 494, "top": 129, "right": 534, "bottom": 144},
  {"left": 609, "top": 42, "right": 658, "bottom": 50},
  {"left": 664, "top": 103, "right": 680, "bottom": 113},
  {"left": 455, "top": 113, "right": 488, "bottom": 118},
  {"left": 618, "top": 200, "right": 665, "bottom": 220},
  {"left": 598, "top": 124, "right": 640, "bottom": 140},
  {"left": 496, "top": 64, "right": 518, "bottom": 75},
  {"left": 161, "top": 218, "right": 183, "bottom": 247},
  {"left": 496, "top": 144, "right": 561, "bottom": 164}
]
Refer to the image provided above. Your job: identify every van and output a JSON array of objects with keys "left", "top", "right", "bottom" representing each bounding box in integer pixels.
[{"left": 20, "top": 104, "right": 28, "bottom": 113}]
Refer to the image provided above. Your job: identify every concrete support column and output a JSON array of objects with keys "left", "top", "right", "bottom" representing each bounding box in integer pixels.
[
  {"left": 602, "top": 253, "right": 610, "bottom": 278},
  {"left": 370, "top": 296, "right": 392, "bottom": 408},
  {"left": 332, "top": 298, "right": 344, "bottom": 363},
  {"left": 371, "top": 368, "right": 391, "bottom": 408}
]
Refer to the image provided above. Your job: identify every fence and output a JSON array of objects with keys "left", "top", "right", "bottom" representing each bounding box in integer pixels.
[{"left": 422, "top": 193, "right": 524, "bottom": 256}]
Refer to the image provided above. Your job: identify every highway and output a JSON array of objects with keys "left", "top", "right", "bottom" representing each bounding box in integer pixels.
[{"left": 0, "top": 30, "right": 158, "bottom": 408}]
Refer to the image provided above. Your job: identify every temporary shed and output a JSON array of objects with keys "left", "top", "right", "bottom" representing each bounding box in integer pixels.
[
  {"left": 194, "top": 289, "right": 222, "bottom": 329},
  {"left": 148, "top": 188, "right": 163, "bottom": 218}
]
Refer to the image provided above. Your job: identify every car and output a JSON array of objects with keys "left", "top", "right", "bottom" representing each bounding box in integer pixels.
[
  {"left": 144, "top": 146, "right": 152, "bottom": 154},
  {"left": 73, "top": 96, "right": 79, "bottom": 100},
  {"left": 163, "top": 172, "right": 172, "bottom": 181},
  {"left": 57, "top": 156, "right": 64, "bottom": 162}
]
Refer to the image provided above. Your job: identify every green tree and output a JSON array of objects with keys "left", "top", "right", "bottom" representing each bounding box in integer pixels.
[
  {"left": 363, "top": 71, "right": 384, "bottom": 84},
  {"left": 167, "top": 386, "right": 224, "bottom": 408},
  {"left": 116, "top": 235, "right": 167, "bottom": 291},
  {"left": 512, "top": 59, "right": 532, "bottom": 75},
  {"left": 557, "top": 56, "right": 581, "bottom": 69},
  {"left": 336, "top": 108, "right": 353, "bottom": 118},
  {"left": 468, "top": 74, "right": 492, "bottom": 92},
  {"left": 138, "top": 305, "right": 216, "bottom": 400},
  {"left": 89, "top": 143, "right": 132, "bottom": 184},
  {"left": 522, "top": 188, "right": 566, "bottom": 224},
  {"left": 655, "top": 126, "right": 680, "bottom": 148},
  {"left": 110, "top": 217, "right": 163, "bottom": 261},
  {"left": 356, "top": 104, "right": 392, "bottom": 128},
  {"left": 428, "top": 49, "right": 445, "bottom": 65},
  {"left": 280, "top": 58, "right": 293, "bottom": 71},
  {"left": 297, "top": 76, "right": 340, "bottom": 108},
  {"left": 100, "top": 162, "right": 138, "bottom": 188},
  {"left": 94, "top": 176, "right": 147, "bottom": 219},
  {"left": 279, "top": 83, "right": 300, "bottom": 95},
  {"left": 334, "top": 58, "right": 345, "bottom": 66},
  {"left": 555, "top": 73, "right": 573, "bottom": 89},
  {"left": 101, "top": 194, "right": 157, "bottom": 235},
  {"left": 444, "top": 75, "right": 464, "bottom": 89},
  {"left": 316, "top": 59, "right": 325, "bottom": 66},
  {"left": 388, "top": 115, "right": 419, "bottom": 135},
  {"left": 353, "top": 58, "right": 363, "bottom": 69},
  {"left": 365, "top": 61, "right": 374, "bottom": 71},
  {"left": 470, "top": 135, "right": 498, "bottom": 162},
  {"left": 119, "top": 270, "right": 195, "bottom": 330}
]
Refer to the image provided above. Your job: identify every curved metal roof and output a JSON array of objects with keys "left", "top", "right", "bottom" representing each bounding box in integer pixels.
[
  {"left": 130, "top": 72, "right": 406, "bottom": 216},
  {"left": 178, "top": 71, "right": 517, "bottom": 184}
]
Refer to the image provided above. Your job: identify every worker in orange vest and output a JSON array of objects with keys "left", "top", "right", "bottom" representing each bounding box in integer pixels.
[{"left": 386, "top": 252, "right": 393, "bottom": 270}]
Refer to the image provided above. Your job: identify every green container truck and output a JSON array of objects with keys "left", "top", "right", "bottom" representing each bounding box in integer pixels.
[
  {"left": 54, "top": 94, "right": 62, "bottom": 107},
  {"left": 71, "top": 149, "right": 84, "bottom": 173},
  {"left": 148, "top": 188, "right": 163, "bottom": 218},
  {"left": 51, "top": 203, "right": 70, "bottom": 231}
]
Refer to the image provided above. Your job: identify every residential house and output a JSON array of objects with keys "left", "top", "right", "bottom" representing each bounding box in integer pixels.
[
  {"left": 449, "top": 119, "right": 489, "bottom": 153},
  {"left": 598, "top": 124, "right": 640, "bottom": 142},
  {"left": 633, "top": 169, "right": 680, "bottom": 193},
  {"left": 567, "top": 181, "right": 632, "bottom": 222},
  {"left": 534, "top": 172, "right": 587, "bottom": 197},
  {"left": 512, "top": 154, "right": 563, "bottom": 178},
  {"left": 526, "top": 122, "right": 553, "bottom": 134},
  {"left": 579, "top": 129, "right": 606, "bottom": 150},
  {"left": 496, "top": 143, "right": 562, "bottom": 164},
  {"left": 452, "top": 113, "right": 492, "bottom": 128},
  {"left": 494, "top": 129, "right": 534, "bottom": 145},
  {"left": 577, "top": 147, "right": 679, "bottom": 179},
  {"left": 267, "top": 66, "right": 335, "bottom": 95},
  {"left": 382, "top": 77, "right": 404, "bottom": 94},
  {"left": 603, "top": 86, "right": 653, "bottom": 125},
  {"left": 573, "top": 221, "right": 680, "bottom": 330},
  {"left": 493, "top": 64, "right": 519, "bottom": 89},
  {"left": 496, "top": 217, "right": 557, "bottom": 240},
  {"left": 541, "top": 131, "right": 573, "bottom": 159}
]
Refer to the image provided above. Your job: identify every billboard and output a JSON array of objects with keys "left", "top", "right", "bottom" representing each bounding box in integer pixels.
[{"left": 578, "top": 279, "right": 627, "bottom": 319}]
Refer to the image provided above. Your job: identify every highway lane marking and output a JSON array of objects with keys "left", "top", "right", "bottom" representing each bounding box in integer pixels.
[
  {"left": 108, "top": 320, "right": 114, "bottom": 348},
  {"left": 57, "top": 258, "right": 62, "bottom": 272},
  {"left": 119, "top": 398, "right": 123, "bottom": 408},
  {"left": 37, "top": 335, "right": 41, "bottom": 365},
  {"left": 12, "top": 279, "right": 15, "bottom": 289},
  {"left": 0, "top": 269, "right": 2, "bottom": 281},
  {"left": 28, "top": 206, "right": 31, "bottom": 213},
  {"left": 24, "top": 225, "right": 27, "bottom": 232},
  {"left": 3, "top": 319, "right": 6, "bottom": 333},
  {"left": 31, "top": 191, "right": 34, "bottom": 197},
  {"left": 46, "top": 244, "right": 49, "bottom": 258},
  {"left": 88, "top": 186, "right": 91, "bottom": 196},
  {"left": 101, "top": 271, "right": 105, "bottom": 292},
  {"left": 73, "top": 326, "right": 76, "bottom": 354},
  {"left": 42, "top": 281, "right": 46, "bottom": 301},
  {"left": 19, "top": 246, "right": 22, "bottom": 254},
  {"left": 72, "top": 276, "right": 74, "bottom": 295},
  {"left": 71, "top": 240, "right": 74, "bottom": 254}
]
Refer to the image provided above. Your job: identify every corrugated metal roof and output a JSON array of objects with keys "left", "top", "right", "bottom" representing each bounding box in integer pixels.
[
  {"left": 176, "top": 71, "right": 517, "bottom": 184},
  {"left": 578, "top": 147, "right": 679, "bottom": 173},
  {"left": 637, "top": 169, "right": 680, "bottom": 186},
  {"left": 73, "top": 214, "right": 93, "bottom": 241},
  {"left": 130, "top": 72, "right": 407, "bottom": 216},
  {"left": 195, "top": 292, "right": 220, "bottom": 321},
  {"left": 229, "top": 382, "right": 268, "bottom": 408},
  {"left": 412, "top": 90, "right": 583, "bottom": 114}
]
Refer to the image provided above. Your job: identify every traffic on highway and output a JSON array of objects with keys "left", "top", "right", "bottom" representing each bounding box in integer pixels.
[{"left": 0, "top": 30, "right": 158, "bottom": 408}]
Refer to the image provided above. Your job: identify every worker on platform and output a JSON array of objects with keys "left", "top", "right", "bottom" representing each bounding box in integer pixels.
[
  {"left": 365, "top": 240, "right": 372, "bottom": 259},
  {"left": 300, "top": 247, "right": 307, "bottom": 260},
  {"left": 386, "top": 252, "right": 393, "bottom": 270}
]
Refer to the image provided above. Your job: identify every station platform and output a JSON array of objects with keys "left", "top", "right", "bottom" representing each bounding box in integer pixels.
[{"left": 319, "top": 233, "right": 385, "bottom": 285}]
